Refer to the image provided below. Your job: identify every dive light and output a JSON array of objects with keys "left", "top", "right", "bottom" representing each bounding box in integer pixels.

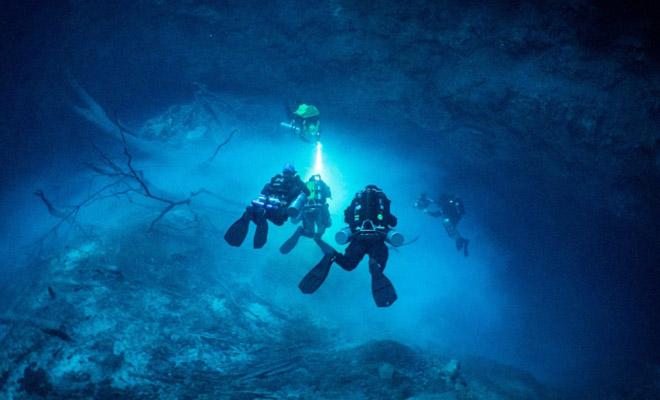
[{"left": 280, "top": 121, "right": 301, "bottom": 135}]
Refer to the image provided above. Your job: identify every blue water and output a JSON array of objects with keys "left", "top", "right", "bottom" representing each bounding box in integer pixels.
[{"left": 2, "top": 1, "right": 659, "bottom": 398}]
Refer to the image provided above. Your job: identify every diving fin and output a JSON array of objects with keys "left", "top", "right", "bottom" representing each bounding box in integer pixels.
[
  {"left": 299, "top": 253, "right": 334, "bottom": 294},
  {"left": 370, "top": 265, "right": 397, "bottom": 307},
  {"left": 254, "top": 215, "right": 269, "bottom": 249},
  {"left": 224, "top": 214, "right": 250, "bottom": 247},
  {"left": 313, "top": 236, "right": 336, "bottom": 255},
  {"left": 456, "top": 238, "right": 469, "bottom": 258},
  {"left": 280, "top": 228, "right": 303, "bottom": 254}
]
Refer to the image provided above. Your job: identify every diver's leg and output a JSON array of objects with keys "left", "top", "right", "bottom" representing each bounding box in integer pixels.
[
  {"left": 369, "top": 240, "right": 390, "bottom": 271},
  {"left": 443, "top": 218, "right": 469, "bottom": 256},
  {"left": 442, "top": 218, "right": 460, "bottom": 240},
  {"left": 313, "top": 235, "right": 335, "bottom": 255},
  {"left": 368, "top": 241, "right": 397, "bottom": 307},
  {"left": 300, "top": 210, "right": 315, "bottom": 238},
  {"left": 314, "top": 208, "right": 329, "bottom": 238},
  {"left": 322, "top": 205, "right": 332, "bottom": 228},
  {"left": 299, "top": 251, "right": 334, "bottom": 294},
  {"left": 300, "top": 230, "right": 361, "bottom": 294},
  {"left": 456, "top": 237, "right": 469, "bottom": 257},
  {"left": 334, "top": 239, "right": 365, "bottom": 271},
  {"left": 253, "top": 211, "right": 269, "bottom": 249},
  {"left": 280, "top": 226, "right": 303, "bottom": 254},
  {"left": 315, "top": 225, "right": 326, "bottom": 238}
]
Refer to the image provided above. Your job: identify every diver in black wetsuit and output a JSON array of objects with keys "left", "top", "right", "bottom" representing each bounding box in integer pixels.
[
  {"left": 280, "top": 174, "right": 333, "bottom": 254},
  {"left": 299, "top": 185, "right": 403, "bottom": 307},
  {"left": 414, "top": 193, "right": 469, "bottom": 257},
  {"left": 224, "top": 163, "right": 310, "bottom": 249}
]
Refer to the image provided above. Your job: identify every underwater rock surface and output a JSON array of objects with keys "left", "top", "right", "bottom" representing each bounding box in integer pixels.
[{"left": 0, "top": 227, "right": 553, "bottom": 400}]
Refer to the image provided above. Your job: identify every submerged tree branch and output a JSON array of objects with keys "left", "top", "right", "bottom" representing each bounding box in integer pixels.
[
  {"left": 208, "top": 128, "right": 238, "bottom": 163},
  {"left": 35, "top": 117, "right": 219, "bottom": 238},
  {"left": 37, "top": 79, "right": 240, "bottom": 241},
  {"left": 69, "top": 74, "right": 139, "bottom": 138},
  {"left": 33, "top": 190, "right": 68, "bottom": 219}
]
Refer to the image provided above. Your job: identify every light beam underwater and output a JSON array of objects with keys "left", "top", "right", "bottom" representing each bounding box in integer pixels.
[{"left": 314, "top": 141, "right": 323, "bottom": 175}]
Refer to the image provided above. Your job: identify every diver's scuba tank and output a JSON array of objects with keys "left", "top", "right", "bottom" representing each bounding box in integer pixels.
[
  {"left": 290, "top": 212, "right": 302, "bottom": 225},
  {"left": 335, "top": 227, "right": 353, "bottom": 245},
  {"left": 287, "top": 192, "right": 307, "bottom": 218},
  {"left": 385, "top": 229, "right": 404, "bottom": 247},
  {"left": 336, "top": 226, "right": 402, "bottom": 246}
]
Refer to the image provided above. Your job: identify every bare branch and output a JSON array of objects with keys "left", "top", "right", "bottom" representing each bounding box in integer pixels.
[
  {"left": 208, "top": 128, "right": 238, "bottom": 163},
  {"left": 38, "top": 86, "right": 235, "bottom": 239},
  {"left": 33, "top": 190, "right": 67, "bottom": 218},
  {"left": 68, "top": 74, "right": 117, "bottom": 134}
]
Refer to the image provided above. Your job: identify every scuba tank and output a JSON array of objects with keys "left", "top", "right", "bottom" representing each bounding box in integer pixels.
[
  {"left": 385, "top": 230, "right": 404, "bottom": 247},
  {"left": 336, "top": 226, "right": 403, "bottom": 246},
  {"left": 287, "top": 192, "right": 307, "bottom": 218},
  {"left": 335, "top": 227, "right": 353, "bottom": 245}
]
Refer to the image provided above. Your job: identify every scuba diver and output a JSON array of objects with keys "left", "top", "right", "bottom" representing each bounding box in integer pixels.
[
  {"left": 280, "top": 174, "right": 333, "bottom": 254},
  {"left": 224, "top": 164, "right": 310, "bottom": 249},
  {"left": 299, "top": 185, "right": 403, "bottom": 307},
  {"left": 414, "top": 193, "right": 470, "bottom": 257},
  {"left": 281, "top": 103, "right": 321, "bottom": 143}
]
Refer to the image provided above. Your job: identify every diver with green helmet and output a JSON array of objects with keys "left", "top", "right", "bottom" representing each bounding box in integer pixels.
[
  {"left": 280, "top": 174, "right": 333, "bottom": 254},
  {"left": 224, "top": 163, "right": 310, "bottom": 249},
  {"left": 281, "top": 103, "right": 321, "bottom": 143},
  {"left": 298, "top": 185, "right": 403, "bottom": 307}
]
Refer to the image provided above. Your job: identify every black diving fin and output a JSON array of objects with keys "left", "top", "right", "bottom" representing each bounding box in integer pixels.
[
  {"left": 299, "top": 253, "right": 334, "bottom": 294},
  {"left": 313, "top": 236, "right": 336, "bottom": 255},
  {"left": 370, "top": 267, "right": 397, "bottom": 307},
  {"left": 224, "top": 214, "right": 250, "bottom": 247},
  {"left": 280, "top": 228, "right": 303, "bottom": 254},
  {"left": 253, "top": 215, "right": 269, "bottom": 249}
]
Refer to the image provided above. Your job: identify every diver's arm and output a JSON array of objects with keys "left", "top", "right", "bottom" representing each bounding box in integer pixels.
[
  {"left": 261, "top": 175, "right": 279, "bottom": 195},
  {"left": 426, "top": 210, "right": 444, "bottom": 218},
  {"left": 388, "top": 213, "right": 398, "bottom": 228},
  {"left": 298, "top": 177, "right": 311, "bottom": 196},
  {"left": 284, "top": 102, "right": 294, "bottom": 120},
  {"left": 343, "top": 201, "right": 356, "bottom": 225},
  {"left": 323, "top": 182, "right": 332, "bottom": 199}
]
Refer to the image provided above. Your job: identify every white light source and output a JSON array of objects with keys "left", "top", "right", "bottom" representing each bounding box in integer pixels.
[{"left": 314, "top": 141, "right": 323, "bottom": 175}]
